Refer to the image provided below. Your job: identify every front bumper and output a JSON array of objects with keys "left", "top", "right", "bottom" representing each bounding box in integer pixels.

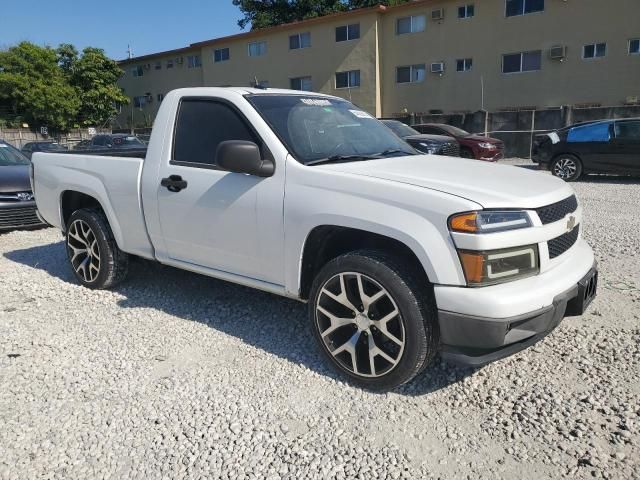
[
  {"left": 0, "top": 201, "right": 47, "bottom": 231},
  {"left": 436, "top": 262, "right": 598, "bottom": 367}
]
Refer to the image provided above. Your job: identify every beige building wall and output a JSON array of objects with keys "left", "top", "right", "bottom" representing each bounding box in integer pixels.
[
  {"left": 116, "top": 0, "right": 640, "bottom": 126},
  {"left": 379, "top": 0, "right": 640, "bottom": 116}
]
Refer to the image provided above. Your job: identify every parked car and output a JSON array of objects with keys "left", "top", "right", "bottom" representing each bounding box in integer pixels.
[
  {"left": 21, "top": 141, "right": 68, "bottom": 159},
  {"left": 32, "top": 88, "right": 597, "bottom": 390},
  {"left": 413, "top": 123, "right": 504, "bottom": 161},
  {"left": 73, "top": 134, "right": 146, "bottom": 151},
  {"left": 381, "top": 120, "right": 460, "bottom": 156},
  {"left": 532, "top": 118, "right": 640, "bottom": 181},
  {"left": 0, "top": 141, "right": 47, "bottom": 231}
]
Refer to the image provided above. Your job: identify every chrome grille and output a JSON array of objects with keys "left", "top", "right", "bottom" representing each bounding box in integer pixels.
[
  {"left": 439, "top": 142, "right": 461, "bottom": 157},
  {"left": 548, "top": 225, "right": 580, "bottom": 259},
  {"left": 535, "top": 195, "right": 578, "bottom": 225}
]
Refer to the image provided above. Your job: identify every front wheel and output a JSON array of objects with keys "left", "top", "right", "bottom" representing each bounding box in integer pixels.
[
  {"left": 66, "top": 209, "right": 129, "bottom": 289},
  {"left": 551, "top": 154, "right": 583, "bottom": 181},
  {"left": 308, "top": 250, "right": 439, "bottom": 391}
]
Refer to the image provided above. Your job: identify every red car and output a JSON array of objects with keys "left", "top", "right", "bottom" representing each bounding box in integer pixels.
[{"left": 413, "top": 123, "right": 504, "bottom": 161}]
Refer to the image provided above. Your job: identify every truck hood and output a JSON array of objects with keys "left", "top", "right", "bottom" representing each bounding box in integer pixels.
[{"left": 316, "top": 155, "right": 573, "bottom": 209}]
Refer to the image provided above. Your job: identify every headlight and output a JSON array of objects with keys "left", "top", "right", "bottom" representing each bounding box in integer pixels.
[
  {"left": 449, "top": 211, "right": 532, "bottom": 234},
  {"left": 458, "top": 245, "right": 539, "bottom": 286},
  {"left": 478, "top": 142, "right": 497, "bottom": 149},
  {"left": 418, "top": 142, "right": 439, "bottom": 154}
]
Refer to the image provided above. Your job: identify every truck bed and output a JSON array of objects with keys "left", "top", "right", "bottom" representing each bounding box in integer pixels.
[{"left": 32, "top": 152, "right": 154, "bottom": 259}]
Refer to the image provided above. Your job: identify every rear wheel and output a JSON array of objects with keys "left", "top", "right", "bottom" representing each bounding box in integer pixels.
[
  {"left": 309, "top": 250, "right": 439, "bottom": 391},
  {"left": 66, "top": 209, "right": 129, "bottom": 289},
  {"left": 551, "top": 154, "right": 583, "bottom": 181}
]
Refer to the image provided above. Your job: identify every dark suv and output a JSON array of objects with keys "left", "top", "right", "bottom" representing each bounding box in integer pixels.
[
  {"left": 532, "top": 118, "right": 640, "bottom": 181},
  {"left": 381, "top": 120, "right": 460, "bottom": 156}
]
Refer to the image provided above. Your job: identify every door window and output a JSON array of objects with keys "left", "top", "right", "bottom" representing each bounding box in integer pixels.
[
  {"left": 172, "top": 99, "right": 258, "bottom": 167},
  {"left": 92, "top": 136, "right": 107, "bottom": 147},
  {"left": 567, "top": 123, "right": 611, "bottom": 143},
  {"left": 614, "top": 121, "right": 640, "bottom": 140}
]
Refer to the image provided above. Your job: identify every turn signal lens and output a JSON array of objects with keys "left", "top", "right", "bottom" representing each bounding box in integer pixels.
[
  {"left": 458, "top": 245, "right": 539, "bottom": 287},
  {"left": 449, "top": 211, "right": 532, "bottom": 234}
]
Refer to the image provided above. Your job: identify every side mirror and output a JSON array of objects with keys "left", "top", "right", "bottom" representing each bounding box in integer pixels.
[{"left": 215, "top": 140, "right": 274, "bottom": 178}]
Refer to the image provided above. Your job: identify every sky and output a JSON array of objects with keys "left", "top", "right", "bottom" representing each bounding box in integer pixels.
[{"left": 0, "top": 0, "right": 245, "bottom": 60}]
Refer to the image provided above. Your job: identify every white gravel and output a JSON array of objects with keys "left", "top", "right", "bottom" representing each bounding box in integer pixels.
[{"left": 1, "top": 165, "right": 638, "bottom": 479}]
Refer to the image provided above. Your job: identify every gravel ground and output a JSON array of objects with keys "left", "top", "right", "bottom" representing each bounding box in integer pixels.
[{"left": 1, "top": 163, "right": 639, "bottom": 479}]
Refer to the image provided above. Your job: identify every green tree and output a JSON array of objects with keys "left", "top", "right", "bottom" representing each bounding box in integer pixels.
[
  {"left": 232, "top": 0, "right": 411, "bottom": 29},
  {"left": 66, "top": 47, "right": 129, "bottom": 127},
  {"left": 0, "top": 42, "right": 80, "bottom": 130}
]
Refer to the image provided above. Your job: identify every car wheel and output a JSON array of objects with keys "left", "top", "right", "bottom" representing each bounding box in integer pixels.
[
  {"left": 309, "top": 250, "right": 439, "bottom": 391},
  {"left": 551, "top": 155, "right": 583, "bottom": 181},
  {"left": 66, "top": 208, "right": 129, "bottom": 289},
  {"left": 460, "top": 148, "right": 475, "bottom": 159}
]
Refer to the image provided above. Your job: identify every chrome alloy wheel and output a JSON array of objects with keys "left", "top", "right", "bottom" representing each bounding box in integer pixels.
[
  {"left": 67, "top": 219, "right": 101, "bottom": 283},
  {"left": 315, "top": 272, "right": 405, "bottom": 378},
  {"left": 553, "top": 157, "right": 577, "bottom": 179}
]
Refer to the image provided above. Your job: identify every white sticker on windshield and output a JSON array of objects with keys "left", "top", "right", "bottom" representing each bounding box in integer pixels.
[
  {"left": 301, "top": 98, "right": 332, "bottom": 106},
  {"left": 547, "top": 132, "right": 560, "bottom": 144},
  {"left": 349, "top": 109, "right": 373, "bottom": 119}
]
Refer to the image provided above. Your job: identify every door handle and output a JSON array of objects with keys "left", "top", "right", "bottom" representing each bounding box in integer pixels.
[{"left": 161, "top": 175, "right": 188, "bottom": 192}]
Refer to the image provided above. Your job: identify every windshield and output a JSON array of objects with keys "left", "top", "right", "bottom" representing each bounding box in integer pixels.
[
  {"left": 0, "top": 143, "right": 30, "bottom": 166},
  {"left": 247, "top": 95, "right": 415, "bottom": 164},
  {"left": 437, "top": 125, "right": 471, "bottom": 137},
  {"left": 382, "top": 120, "right": 420, "bottom": 138},
  {"left": 112, "top": 136, "right": 145, "bottom": 147},
  {"left": 39, "top": 143, "right": 67, "bottom": 151}
]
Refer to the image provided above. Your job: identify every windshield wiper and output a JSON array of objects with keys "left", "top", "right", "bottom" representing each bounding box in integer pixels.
[
  {"left": 306, "top": 154, "right": 381, "bottom": 166},
  {"left": 374, "top": 149, "right": 416, "bottom": 157}
]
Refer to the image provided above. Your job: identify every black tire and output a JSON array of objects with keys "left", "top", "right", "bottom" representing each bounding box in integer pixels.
[
  {"left": 65, "top": 208, "right": 129, "bottom": 289},
  {"left": 551, "top": 154, "right": 583, "bottom": 181},
  {"left": 308, "top": 250, "right": 439, "bottom": 391},
  {"left": 460, "top": 148, "right": 475, "bottom": 159}
]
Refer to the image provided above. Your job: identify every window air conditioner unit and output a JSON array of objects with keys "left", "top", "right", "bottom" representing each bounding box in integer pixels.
[
  {"left": 431, "top": 8, "right": 445, "bottom": 21},
  {"left": 549, "top": 45, "right": 567, "bottom": 60},
  {"left": 143, "top": 63, "right": 151, "bottom": 70},
  {"left": 431, "top": 62, "right": 445, "bottom": 74},
  {"left": 176, "top": 57, "right": 184, "bottom": 65}
]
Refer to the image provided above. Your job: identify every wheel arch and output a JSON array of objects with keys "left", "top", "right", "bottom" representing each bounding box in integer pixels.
[
  {"left": 59, "top": 189, "right": 125, "bottom": 249},
  {"left": 297, "top": 225, "right": 434, "bottom": 301}
]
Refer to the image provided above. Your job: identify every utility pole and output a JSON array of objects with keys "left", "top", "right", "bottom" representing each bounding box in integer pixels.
[{"left": 127, "top": 45, "right": 133, "bottom": 60}]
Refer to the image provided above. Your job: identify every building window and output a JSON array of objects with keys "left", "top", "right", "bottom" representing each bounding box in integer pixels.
[
  {"left": 583, "top": 43, "right": 607, "bottom": 59},
  {"left": 335, "top": 70, "right": 361, "bottom": 89},
  {"left": 456, "top": 58, "right": 473, "bottom": 72},
  {"left": 248, "top": 41, "right": 267, "bottom": 57},
  {"left": 187, "top": 55, "right": 201, "bottom": 68},
  {"left": 396, "top": 15, "right": 426, "bottom": 35},
  {"left": 154, "top": 61, "right": 162, "bottom": 70},
  {"left": 157, "top": 93, "right": 164, "bottom": 102},
  {"left": 289, "top": 32, "right": 311, "bottom": 50},
  {"left": 502, "top": 50, "right": 542, "bottom": 73},
  {"left": 458, "top": 4, "right": 475, "bottom": 18},
  {"left": 214, "top": 48, "right": 230, "bottom": 63},
  {"left": 396, "top": 64, "right": 426, "bottom": 84},
  {"left": 290, "top": 76, "right": 312, "bottom": 91},
  {"left": 167, "top": 59, "right": 174, "bottom": 69},
  {"left": 505, "top": 0, "right": 544, "bottom": 17},
  {"left": 629, "top": 39, "right": 640, "bottom": 55},
  {"left": 134, "top": 96, "right": 147, "bottom": 108},
  {"left": 131, "top": 66, "right": 144, "bottom": 77},
  {"left": 336, "top": 24, "right": 360, "bottom": 42}
]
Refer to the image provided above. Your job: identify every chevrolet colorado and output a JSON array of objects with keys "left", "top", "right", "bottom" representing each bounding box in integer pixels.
[{"left": 32, "top": 88, "right": 598, "bottom": 390}]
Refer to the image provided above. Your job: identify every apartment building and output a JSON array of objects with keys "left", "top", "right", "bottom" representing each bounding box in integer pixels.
[{"left": 117, "top": 0, "right": 640, "bottom": 127}]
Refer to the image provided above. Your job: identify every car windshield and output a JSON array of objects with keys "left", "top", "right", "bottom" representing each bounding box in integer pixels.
[
  {"left": 0, "top": 143, "right": 30, "bottom": 166},
  {"left": 247, "top": 95, "right": 416, "bottom": 164},
  {"left": 39, "top": 143, "right": 67, "bottom": 151},
  {"left": 436, "top": 125, "right": 471, "bottom": 137},
  {"left": 382, "top": 120, "right": 421, "bottom": 138},
  {"left": 112, "top": 136, "right": 144, "bottom": 147}
]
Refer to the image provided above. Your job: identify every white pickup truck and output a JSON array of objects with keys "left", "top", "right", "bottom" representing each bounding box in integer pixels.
[{"left": 32, "top": 87, "right": 598, "bottom": 390}]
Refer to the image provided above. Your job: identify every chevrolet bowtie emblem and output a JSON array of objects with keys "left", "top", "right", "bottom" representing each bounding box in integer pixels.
[{"left": 566, "top": 216, "right": 576, "bottom": 232}]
